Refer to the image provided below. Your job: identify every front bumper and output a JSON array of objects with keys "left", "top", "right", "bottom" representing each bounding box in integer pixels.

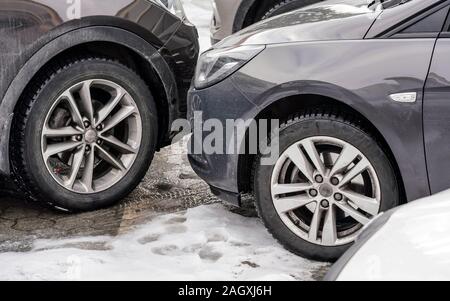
[
  {"left": 153, "top": 20, "right": 199, "bottom": 147},
  {"left": 187, "top": 77, "right": 259, "bottom": 205}
]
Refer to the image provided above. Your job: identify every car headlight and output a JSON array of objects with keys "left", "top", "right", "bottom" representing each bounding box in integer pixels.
[
  {"left": 153, "top": 0, "right": 186, "bottom": 20},
  {"left": 194, "top": 45, "right": 265, "bottom": 89}
]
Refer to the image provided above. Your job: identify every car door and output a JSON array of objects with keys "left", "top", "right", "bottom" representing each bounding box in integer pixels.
[{"left": 424, "top": 4, "right": 450, "bottom": 194}]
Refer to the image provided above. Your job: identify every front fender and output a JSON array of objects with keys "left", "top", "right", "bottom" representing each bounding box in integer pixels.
[
  {"left": 232, "top": 75, "right": 429, "bottom": 202},
  {"left": 230, "top": 39, "right": 434, "bottom": 202}
]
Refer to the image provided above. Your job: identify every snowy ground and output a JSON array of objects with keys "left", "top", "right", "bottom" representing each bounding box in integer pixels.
[
  {"left": 0, "top": 1, "right": 329, "bottom": 281},
  {"left": 0, "top": 137, "right": 329, "bottom": 281},
  {"left": 0, "top": 204, "right": 327, "bottom": 281}
]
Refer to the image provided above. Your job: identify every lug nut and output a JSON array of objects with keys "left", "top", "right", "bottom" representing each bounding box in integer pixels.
[
  {"left": 315, "top": 175, "right": 323, "bottom": 183},
  {"left": 96, "top": 139, "right": 102, "bottom": 145},
  {"left": 320, "top": 200, "right": 330, "bottom": 208},
  {"left": 309, "top": 189, "right": 318, "bottom": 197},
  {"left": 85, "top": 145, "right": 91, "bottom": 152},
  {"left": 96, "top": 124, "right": 103, "bottom": 131},
  {"left": 76, "top": 135, "right": 82, "bottom": 141},
  {"left": 334, "top": 193, "right": 343, "bottom": 201},
  {"left": 84, "top": 121, "right": 91, "bottom": 128},
  {"left": 331, "top": 177, "right": 339, "bottom": 186}
]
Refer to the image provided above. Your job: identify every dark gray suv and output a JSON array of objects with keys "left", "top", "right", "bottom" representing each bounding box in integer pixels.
[
  {"left": 0, "top": 0, "right": 198, "bottom": 211},
  {"left": 188, "top": 0, "right": 450, "bottom": 261}
]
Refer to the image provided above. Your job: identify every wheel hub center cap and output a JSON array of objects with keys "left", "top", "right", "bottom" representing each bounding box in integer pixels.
[
  {"left": 319, "top": 183, "right": 333, "bottom": 198},
  {"left": 84, "top": 129, "right": 97, "bottom": 144}
]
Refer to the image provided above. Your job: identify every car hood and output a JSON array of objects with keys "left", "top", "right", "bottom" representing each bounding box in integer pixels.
[{"left": 215, "top": 0, "right": 382, "bottom": 48}]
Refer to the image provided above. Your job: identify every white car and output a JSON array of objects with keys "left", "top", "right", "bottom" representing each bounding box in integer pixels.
[{"left": 326, "top": 189, "right": 450, "bottom": 281}]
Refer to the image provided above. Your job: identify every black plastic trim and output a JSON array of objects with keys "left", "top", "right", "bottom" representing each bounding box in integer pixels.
[
  {"left": 379, "top": 0, "right": 449, "bottom": 38},
  {"left": 209, "top": 186, "right": 241, "bottom": 207}
]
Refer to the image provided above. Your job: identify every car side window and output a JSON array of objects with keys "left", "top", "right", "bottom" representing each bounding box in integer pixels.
[{"left": 401, "top": 6, "right": 449, "bottom": 34}]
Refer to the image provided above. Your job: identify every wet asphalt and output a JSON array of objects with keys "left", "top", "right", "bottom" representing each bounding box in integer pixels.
[{"left": 0, "top": 139, "right": 237, "bottom": 253}]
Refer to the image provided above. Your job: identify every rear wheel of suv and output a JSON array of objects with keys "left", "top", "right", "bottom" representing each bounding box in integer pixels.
[
  {"left": 11, "top": 57, "right": 158, "bottom": 211},
  {"left": 253, "top": 110, "right": 399, "bottom": 261}
]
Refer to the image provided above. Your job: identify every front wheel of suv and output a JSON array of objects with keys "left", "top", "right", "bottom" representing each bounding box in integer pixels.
[
  {"left": 254, "top": 110, "right": 399, "bottom": 261},
  {"left": 11, "top": 57, "right": 158, "bottom": 211}
]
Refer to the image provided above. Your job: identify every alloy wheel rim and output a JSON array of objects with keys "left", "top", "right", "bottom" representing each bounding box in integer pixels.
[
  {"left": 41, "top": 79, "right": 142, "bottom": 194},
  {"left": 270, "top": 136, "right": 381, "bottom": 246}
]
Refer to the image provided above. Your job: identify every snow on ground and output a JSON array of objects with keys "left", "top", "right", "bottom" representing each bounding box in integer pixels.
[{"left": 0, "top": 204, "right": 326, "bottom": 281}]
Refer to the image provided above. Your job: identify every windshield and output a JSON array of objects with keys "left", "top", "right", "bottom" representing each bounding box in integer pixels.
[{"left": 368, "top": 0, "right": 413, "bottom": 10}]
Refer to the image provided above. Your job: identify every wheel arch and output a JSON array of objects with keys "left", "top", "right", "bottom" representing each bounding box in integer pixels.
[
  {"left": 0, "top": 26, "right": 178, "bottom": 175},
  {"left": 232, "top": 0, "right": 256, "bottom": 33},
  {"left": 238, "top": 93, "right": 407, "bottom": 204}
]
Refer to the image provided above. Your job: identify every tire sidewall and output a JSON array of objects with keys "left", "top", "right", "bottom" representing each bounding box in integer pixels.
[
  {"left": 23, "top": 59, "right": 158, "bottom": 211},
  {"left": 262, "top": 0, "right": 323, "bottom": 20},
  {"left": 255, "top": 116, "right": 399, "bottom": 261}
]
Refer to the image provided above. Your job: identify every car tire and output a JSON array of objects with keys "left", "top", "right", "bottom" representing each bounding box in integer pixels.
[
  {"left": 261, "top": 0, "right": 322, "bottom": 20},
  {"left": 11, "top": 56, "right": 158, "bottom": 212},
  {"left": 253, "top": 109, "right": 399, "bottom": 261}
]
